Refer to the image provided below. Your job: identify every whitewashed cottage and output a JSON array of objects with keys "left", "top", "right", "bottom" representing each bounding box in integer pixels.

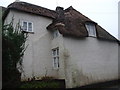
[{"left": 3, "top": 1, "right": 120, "bottom": 88}]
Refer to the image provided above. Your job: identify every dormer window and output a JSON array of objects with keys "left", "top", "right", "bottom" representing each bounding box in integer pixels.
[
  {"left": 85, "top": 23, "right": 96, "bottom": 37},
  {"left": 53, "top": 30, "right": 59, "bottom": 39}
]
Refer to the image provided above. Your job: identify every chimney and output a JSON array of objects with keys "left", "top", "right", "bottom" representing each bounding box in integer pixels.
[
  {"left": 56, "top": 6, "right": 64, "bottom": 13},
  {"left": 15, "top": 0, "right": 21, "bottom": 2},
  {"left": 55, "top": 6, "right": 64, "bottom": 22}
]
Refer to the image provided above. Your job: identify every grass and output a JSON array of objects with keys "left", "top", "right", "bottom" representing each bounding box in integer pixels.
[{"left": 20, "top": 80, "right": 65, "bottom": 88}]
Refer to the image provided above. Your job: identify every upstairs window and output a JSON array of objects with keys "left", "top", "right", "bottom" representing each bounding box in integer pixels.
[
  {"left": 23, "top": 22, "right": 27, "bottom": 31},
  {"left": 52, "top": 48, "right": 59, "bottom": 69},
  {"left": 22, "top": 21, "right": 33, "bottom": 32},
  {"left": 53, "top": 30, "right": 59, "bottom": 39},
  {"left": 28, "top": 22, "right": 32, "bottom": 32},
  {"left": 85, "top": 23, "right": 96, "bottom": 37}
]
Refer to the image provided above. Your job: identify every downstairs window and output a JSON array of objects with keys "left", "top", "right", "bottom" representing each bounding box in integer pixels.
[{"left": 52, "top": 47, "right": 59, "bottom": 69}]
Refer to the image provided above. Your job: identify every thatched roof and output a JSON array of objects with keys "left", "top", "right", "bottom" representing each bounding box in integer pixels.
[
  {"left": 3, "top": 2, "right": 119, "bottom": 42},
  {"left": 3, "top": 1, "right": 57, "bottom": 19},
  {"left": 47, "top": 6, "right": 119, "bottom": 42}
]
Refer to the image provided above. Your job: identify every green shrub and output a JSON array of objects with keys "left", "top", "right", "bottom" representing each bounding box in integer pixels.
[
  {"left": 20, "top": 80, "right": 65, "bottom": 88},
  {"left": 2, "top": 19, "right": 28, "bottom": 88}
]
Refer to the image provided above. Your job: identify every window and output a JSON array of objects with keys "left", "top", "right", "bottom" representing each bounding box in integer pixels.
[
  {"left": 52, "top": 48, "right": 59, "bottom": 69},
  {"left": 22, "top": 21, "right": 33, "bottom": 32},
  {"left": 28, "top": 22, "right": 32, "bottom": 32},
  {"left": 85, "top": 23, "right": 96, "bottom": 37},
  {"left": 23, "top": 22, "right": 27, "bottom": 31},
  {"left": 53, "top": 30, "right": 59, "bottom": 38}
]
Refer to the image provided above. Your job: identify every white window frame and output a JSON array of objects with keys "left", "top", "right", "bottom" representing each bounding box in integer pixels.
[
  {"left": 85, "top": 23, "right": 96, "bottom": 37},
  {"left": 52, "top": 48, "right": 59, "bottom": 69},
  {"left": 22, "top": 21, "right": 33, "bottom": 32}
]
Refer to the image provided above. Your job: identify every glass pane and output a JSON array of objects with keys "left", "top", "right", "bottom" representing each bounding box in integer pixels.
[
  {"left": 57, "top": 57, "right": 59, "bottom": 67},
  {"left": 52, "top": 48, "right": 59, "bottom": 69},
  {"left": 53, "top": 30, "right": 59, "bottom": 38},
  {"left": 53, "top": 57, "right": 59, "bottom": 68},
  {"left": 52, "top": 49, "right": 56, "bottom": 56},
  {"left": 54, "top": 57, "right": 57, "bottom": 68},
  {"left": 23, "top": 22, "right": 27, "bottom": 31},
  {"left": 57, "top": 48, "right": 59, "bottom": 55},
  {"left": 28, "top": 22, "right": 32, "bottom": 31},
  {"left": 85, "top": 23, "right": 96, "bottom": 37}
]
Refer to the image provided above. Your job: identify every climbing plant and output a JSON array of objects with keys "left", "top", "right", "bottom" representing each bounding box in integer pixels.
[{"left": 2, "top": 19, "right": 28, "bottom": 88}]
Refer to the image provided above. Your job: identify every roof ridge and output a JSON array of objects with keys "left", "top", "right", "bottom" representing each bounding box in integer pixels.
[
  {"left": 65, "top": 6, "right": 94, "bottom": 22},
  {"left": 8, "top": 1, "right": 56, "bottom": 13},
  {"left": 7, "top": 1, "right": 57, "bottom": 19}
]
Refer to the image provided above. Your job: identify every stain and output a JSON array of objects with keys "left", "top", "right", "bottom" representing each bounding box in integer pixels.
[
  {"left": 65, "top": 67, "right": 98, "bottom": 88},
  {"left": 63, "top": 48, "right": 70, "bottom": 58},
  {"left": 71, "top": 69, "right": 91, "bottom": 87},
  {"left": 66, "top": 67, "right": 118, "bottom": 88}
]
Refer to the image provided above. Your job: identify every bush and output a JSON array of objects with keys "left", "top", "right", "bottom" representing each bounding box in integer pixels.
[
  {"left": 20, "top": 80, "right": 65, "bottom": 88},
  {"left": 2, "top": 20, "right": 28, "bottom": 88}
]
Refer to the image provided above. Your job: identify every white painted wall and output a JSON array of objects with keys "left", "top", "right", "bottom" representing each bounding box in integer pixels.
[
  {"left": 51, "top": 33, "right": 66, "bottom": 79},
  {"left": 4, "top": 10, "right": 65, "bottom": 81},
  {"left": 63, "top": 37, "right": 119, "bottom": 88}
]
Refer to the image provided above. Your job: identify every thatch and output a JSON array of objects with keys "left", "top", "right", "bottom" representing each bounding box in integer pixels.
[
  {"left": 47, "top": 6, "right": 118, "bottom": 42},
  {"left": 2, "top": 2, "right": 119, "bottom": 42},
  {"left": 3, "top": 2, "right": 57, "bottom": 19}
]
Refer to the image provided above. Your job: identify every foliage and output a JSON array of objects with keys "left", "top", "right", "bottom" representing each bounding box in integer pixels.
[
  {"left": 41, "top": 76, "right": 54, "bottom": 81},
  {"left": 20, "top": 80, "right": 65, "bottom": 88},
  {"left": 2, "top": 20, "right": 28, "bottom": 88}
]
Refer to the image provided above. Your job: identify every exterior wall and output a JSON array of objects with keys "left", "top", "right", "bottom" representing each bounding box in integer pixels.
[
  {"left": 118, "top": 1, "right": 120, "bottom": 40},
  {"left": 118, "top": 2, "right": 120, "bottom": 81},
  {"left": 63, "top": 37, "right": 119, "bottom": 88},
  {"left": 4, "top": 9, "right": 119, "bottom": 88},
  {"left": 51, "top": 33, "right": 66, "bottom": 79},
  {"left": 4, "top": 10, "right": 65, "bottom": 81}
]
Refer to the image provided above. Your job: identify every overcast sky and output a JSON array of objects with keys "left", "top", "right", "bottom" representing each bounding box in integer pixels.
[{"left": 0, "top": 0, "right": 119, "bottom": 39}]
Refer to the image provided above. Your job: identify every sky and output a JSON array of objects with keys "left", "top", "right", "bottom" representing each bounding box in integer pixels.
[{"left": 0, "top": 0, "right": 119, "bottom": 39}]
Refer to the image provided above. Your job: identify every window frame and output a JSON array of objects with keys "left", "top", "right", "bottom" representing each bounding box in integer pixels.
[
  {"left": 22, "top": 21, "right": 33, "bottom": 32},
  {"left": 52, "top": 47, "right": 59, "bottom": 69},
  {"left": 85, "top": 23, "right": 96, "bottom": 37}
]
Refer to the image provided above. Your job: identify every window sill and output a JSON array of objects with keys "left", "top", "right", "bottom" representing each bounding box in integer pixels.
[
  {"left": 88, "top": 35, "right": 96, "bottom": 38},
  {"left": 22, "top": 31, "right": 34, "bottom": 34},
  {"left": 53, "top": 68, "right": 59, "bottom": 70}
]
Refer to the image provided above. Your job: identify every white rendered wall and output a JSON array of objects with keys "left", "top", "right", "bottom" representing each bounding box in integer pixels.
[
  {"left": 63, "top": 37, "right": 119, "bottom": 88},
  {"left": 4, "top": 10, "right": 65, "bottom": 81},
  {"left": 4, "top": 9, "right": 119, "bottom": 88}
]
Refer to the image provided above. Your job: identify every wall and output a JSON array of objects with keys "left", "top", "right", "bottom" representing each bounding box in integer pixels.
[
  {"left": 118, "top": 1, "right": 120, "bottom": 40},
  {"left": 51, "top": 32, "right": 66, "bottom": 79},
  {"left": 4, "top": 9, "right": 119, "bottom": 88},
  {"left": 4, "top": 10, "right": 65, "bottom": 81},
  {"left": 63, "top": 37, "right": 119, "bottom": 88}
]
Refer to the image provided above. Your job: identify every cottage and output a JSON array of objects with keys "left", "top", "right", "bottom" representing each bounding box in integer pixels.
[{"left": 3, "top": 1, "right": 120, "bottom": 88}]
